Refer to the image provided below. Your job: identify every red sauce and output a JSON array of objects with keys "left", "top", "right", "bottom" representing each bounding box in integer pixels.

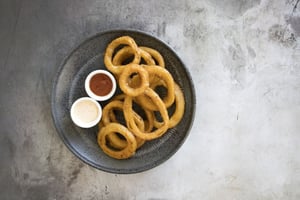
[{"left": 90, "top": 73, "right": 113, "bottom": 96}]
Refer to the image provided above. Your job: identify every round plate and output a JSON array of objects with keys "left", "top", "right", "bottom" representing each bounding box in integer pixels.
[{"left": 51, "top": 29, "right": 196, "bottom": 174}]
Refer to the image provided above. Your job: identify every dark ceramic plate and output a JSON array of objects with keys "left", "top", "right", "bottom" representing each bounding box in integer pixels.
[{"left": 51, "top": 30, "right": 195, "bottom": 174}]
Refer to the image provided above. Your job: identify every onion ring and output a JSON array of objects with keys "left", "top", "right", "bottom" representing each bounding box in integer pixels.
[
  {"left": 107, "top": 117, "right": 145, "bottom": 149},
  {"left": 108, "top": 98, "right": 153, "bottom": 133},
  {"left": 154, "top": 83, "right": 185, "bottom": 128},
  {"left": 124, "top": 88, "right": 169, "bottom": 140},
  {"left": 135, "top": 65, "right": 175, "bottom": 110},
  {"left": 119, "top": 64, "right": 149, "bottom": 96},
  {"left": 104, "top": 36, "right": 141, "bottom": 75},
  {"left": 107, "top": 132, "right": 127, "bottom": 150},
  {"left": 142, "top": 108, "right": 155, "bottom": 133},
  {"left": 140, "top": 46, "right": 165, "bottom": 67},
  {"left": 100, "top": 108, "right": 145, "bottom": 151},
  {"left": 101, "top": 100, "right": 145, "bottom": 149},
  {"left": 112, "top": 94, "right": 126, "bottom": 101},
  {"left": 113, "top": 46, "right": 155, "bottom": 66},
  {"left": 98, "top": 123, "right": 137, "bottom": 159}
]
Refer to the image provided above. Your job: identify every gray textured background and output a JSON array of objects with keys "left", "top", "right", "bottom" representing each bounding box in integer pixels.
[{"left": 1, "top": 0, "right": 300, "bottom": 199}]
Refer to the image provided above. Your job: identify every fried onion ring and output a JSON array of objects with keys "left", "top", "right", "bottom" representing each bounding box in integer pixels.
[
  {"left": 113, "top": 46, "right": 155, "bottom": 66},
  {"left": 140, "top": 46, "right": 165, "bottom": 67},
  {"left": 102, "top": 111, "right": 145, "bottom": 150},
  {"left": 101, "top": 100, "right": 145, "bottom": 149},
  {"left": 154, "top": 83, "right": 185, "bottom": 128},
  {"left": 104, "top": 36, "right": 141, "bottom": 75},
  {"left": 119, "top": 64, "right": 149, "bottom": 96},
  {"left": 124, "top": 88, "right": 169, "bottom": 140},
  {"left": 97, "top": 123, "right": 137, "bottom": 159},
  {"left": 135, "top": 65, "right": 175, "bottom": 110},
  {"left": 142, "top": 108, "right": 155, "bottom": 133}
]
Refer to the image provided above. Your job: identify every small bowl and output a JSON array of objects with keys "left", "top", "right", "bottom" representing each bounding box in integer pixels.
[
  {"left": 85, "top": 70, "right": 117, "bottom": 101},
  {"left": 70, "top": 97, "right": 102, "bottom": 128}
]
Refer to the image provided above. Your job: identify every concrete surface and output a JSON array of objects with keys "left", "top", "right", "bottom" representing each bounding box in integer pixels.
[{"left": 1, "top": 0, "right": 300, "bottom": 199}]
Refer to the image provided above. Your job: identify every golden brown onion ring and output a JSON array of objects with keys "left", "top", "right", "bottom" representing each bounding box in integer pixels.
[
  {"left": 113, "top": 46, "right": 155, "bottom": 66},
  {"left": 104, "top": 36, "right": 141, "bottom": 75},
  {"left": 140, "top": 46, "right": 165, "bottom": 67},
  {"left": 124, "top": 88, "right": 169, "bottom": 140},
  {"left": 154, "top": 83, "right": 185, "bottom": 128},
  {"left": 101, "top": 100, "right": 124, "bottom": 126},
  {"left": 107, "top": 115, "right": 145, "bottom": 149},
  {"left": 135, "top": 65, "right": 175, "bottom": 110},
  {"left": 142, "top": 108, "right": 155, "bottom": 133},
  {"left": 101, "top": 100, "right": 146, "bottom": 149},
  {"left": 133, "top": 134, "right": 146, "bottom": 149},
  {"left": 107, "top": 133, "right": 127, "bottom": 150},
  {"left": 98, "top": 123, "right": 137, "bottom": 159},
  {"left": 114, "top": 95, "right": 155, "bottom": 133},
  {"left": 112, "top": 94, "right": 126, "bottom": 101},
  {"left": 119, "top": 64, "right": 149, "bottom": 97}
]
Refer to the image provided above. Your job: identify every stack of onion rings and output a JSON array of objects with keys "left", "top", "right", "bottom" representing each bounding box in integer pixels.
[{"left": 97, "top": 36, "right": 185, "bottom": 159}]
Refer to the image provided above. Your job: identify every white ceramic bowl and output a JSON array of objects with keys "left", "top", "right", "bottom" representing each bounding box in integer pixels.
[
  {"left": 70, "top": 97, "right": 102, "bottom": 128},
  {"left": 85, "top": 70, "right": 117, "bottom": 101}
]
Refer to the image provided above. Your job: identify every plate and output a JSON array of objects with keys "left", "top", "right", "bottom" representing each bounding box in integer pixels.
[{"left": 51, "top": 29, "right": 196, "bottom": 174}]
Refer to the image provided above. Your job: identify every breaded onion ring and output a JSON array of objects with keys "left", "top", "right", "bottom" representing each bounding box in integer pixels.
[
  {"left": 104, "top": 36, "right": 141, "bottom": 75},
  {"left": 124, "top": 88, "right": 169, "bottom": 140},
  {"left": 119, "top": 64, "right": 149, "bottom": 97},
  {"left": 112, "top": 94, "right": 126, "bottom": 101},
  {"left": 113, "top": 46, "right": 155, "bottom": 66},
  {"left": 154, "top": 83, "right": 185, "bottom": 128},
  {"left": 142, "top": 108, "right": 155, "bottom": 133},
  {"left": 97, "top": 123, "right": 137, "bottom": 159},
  {"left": 107, "top": 133, "right": 127, "bottom": 150},
  {"left": 140, "top": 46, "right": 165, "bottom": 67},
  {"left": 101, "top": 100, "right": 145, "bottom": 149},
  {"left": 109, "top": 110, "right": 145, "bottom": 149},
  {"left": 135, "top": 65, "right": 175, "bottom": 110}
]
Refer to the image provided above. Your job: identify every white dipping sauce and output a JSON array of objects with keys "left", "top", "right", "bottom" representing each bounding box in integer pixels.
[{"left": 70, "top": 97, "right": 102, "bottom": 128}]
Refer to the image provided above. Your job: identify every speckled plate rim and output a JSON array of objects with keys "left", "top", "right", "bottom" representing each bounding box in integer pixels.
[{"left": 51, "top": 29, "right": 196, "bottom": 174}]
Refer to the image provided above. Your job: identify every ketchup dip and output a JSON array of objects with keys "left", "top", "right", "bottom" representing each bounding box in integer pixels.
[
  {"left": 85, "top": 70, "right": 116, "bottom": 101},
  {"left": 90, "top": 73, "right": 113, "bottom": 96}
]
